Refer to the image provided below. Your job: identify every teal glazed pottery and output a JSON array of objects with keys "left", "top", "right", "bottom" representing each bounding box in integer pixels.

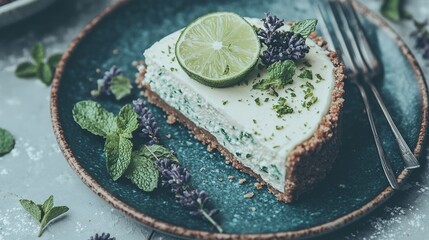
[{"left": 50, "top": 0, "right": 428, "bottom": 239}]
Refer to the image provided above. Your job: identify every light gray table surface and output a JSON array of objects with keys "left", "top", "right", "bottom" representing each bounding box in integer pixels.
[{"left": 1, "top": 0, "right": 429, "bottom": 239}]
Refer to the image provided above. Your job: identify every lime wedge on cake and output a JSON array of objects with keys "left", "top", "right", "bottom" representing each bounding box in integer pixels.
[{"left": 175, "top": 12, "right": 261, "bottom": 88}]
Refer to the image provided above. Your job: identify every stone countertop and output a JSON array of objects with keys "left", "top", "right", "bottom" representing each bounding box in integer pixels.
[{"left": 0, "top": 0, "right": 428, "bottom": 239}]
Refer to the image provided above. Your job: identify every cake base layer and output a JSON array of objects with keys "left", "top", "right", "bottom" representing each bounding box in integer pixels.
[{"left": 138, "top": 34, "right": 345, "bottom": 203}]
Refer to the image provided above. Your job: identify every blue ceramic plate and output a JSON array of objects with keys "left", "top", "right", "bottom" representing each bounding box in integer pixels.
[
  {"left": 0, "top": 0, "right": 58, "bottom": 28},
  {"left": 50, "top": 0, "right": 428, "bottom": 239}
]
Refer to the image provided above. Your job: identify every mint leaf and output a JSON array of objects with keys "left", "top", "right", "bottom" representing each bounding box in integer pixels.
[
  {"left": 47, "top": 53, "right": 62, "bottom": 71},
  {"left": 125, "top": 150, "right": 159, "bottom": 191},
  {"left": 267, "top": 60, "right": 296, "bottom": 86},
  {"left": 19, "top": 199, "right": 42, "bottom": 223},
  {"left": 110, "top": 75, "right": 132, "bottom": 100},
  {"left": 291, "top": 19, "right": 318, "bottom": 37},
  {"left": 298, "top": 69, "right": 313, "bottom": 80},
  {"left": 41, "top": 195, "right": 54, "bottom": 214},
  {"left": 105, "top": 134, "right": 132, "bottom": 180},
  {"left": 72, "top": 100, "right": 117, "bottom": 138},
  {"left": 381, "top": 0, "right": 402, "bottom": 21},
  {"left": 116, "top": 104, "right": 139, "bottom": 138},
  {"left": 0, "top": 128, "right": 15, "bottom": 156},
  {"left": 15, "top": 62, "right": 37, "bottom": 79},
  {"left": 143, "top": 144, "right": 179, "bottom": 163},
  {"left": 31, "top": 42, "right": 45, "bottom": 64},
  {"left": 37, "top": 62, "right": 53, "bottom": 85},
  {"left": 39, "top": 206, "right": 69, "bottom": 237}
]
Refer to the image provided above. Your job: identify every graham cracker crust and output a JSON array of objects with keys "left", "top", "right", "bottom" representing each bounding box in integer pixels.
[{"left": 138, "top": 33, "right": 345, "bottom": 203}]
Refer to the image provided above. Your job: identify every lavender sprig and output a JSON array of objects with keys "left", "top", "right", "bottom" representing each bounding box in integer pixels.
[
  {"left": 258, "top": 13, "right": 309, "bottom": 66},
  {"left": 88, "top": 233, "right": 115, "bottom": 240},
  {"left": 91, "top": 66, "right": 122, "bottom": 97},
  {"left": 155, "top": 157, "right": 223, "bottom": 233},
  {"left": 133, "top": 98, "right": 159, "bottom": 144}
]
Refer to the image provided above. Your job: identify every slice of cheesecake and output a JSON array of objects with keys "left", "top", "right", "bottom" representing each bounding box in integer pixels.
[{"left": 139, "top": 18, "right": 345, "bottom": 202}]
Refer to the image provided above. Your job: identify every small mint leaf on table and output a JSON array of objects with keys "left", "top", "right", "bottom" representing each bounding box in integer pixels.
[
  {"left": 116, "top": 104, "right": 139, "bottom": 138},
  {"left": 125, "top": 150, "right": 159, "bottom": 191},
  {"left": 110, "top": 75, "right": 132, "bottom": 100},
  {"left": 105, "top": 134, "right": 133, "bottom": 180},
  {"left": 15, "top": 62, "right": 37, "bottom": 78},
  {"left": 31, "top": 42, "right": 45, "bottom": 64},
  {"left": 38, "top": 206, "right": 69, "bottom": 237},
  {"left": 19, "top": 199, "right": 42, "bottom": 223},
  {"left": 47, "top": 53, "right": 62, "bottom": 70},
  {"left": 72, "top": 100, "right": 117, "bottom": 138},
  {"left": 290, "top": 19, "right": 318, "bottom": 37},
  {"left": 37, "top": 62, "right": 53, "bottom": 85},
  {"left": 0, "top": 128, "right": 15, "bottom": 156},
  {"left": 41, "top": 195, "right": 54, "bottom": 214},
  {"left": 381, "top": 0, "right": 402, "bottom": 21}
]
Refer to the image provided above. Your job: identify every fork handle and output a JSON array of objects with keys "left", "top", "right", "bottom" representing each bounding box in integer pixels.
[
  {"left": 366, "top": 81, "right": 420, "bottom": 169},
  {"left": 354, "top": 82, "right": 400, "bottom": 189}
]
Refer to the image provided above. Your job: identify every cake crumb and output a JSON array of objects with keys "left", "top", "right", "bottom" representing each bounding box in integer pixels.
[
  {"left": 250, "top": 207, "right": 256, "bottom": 212},
  {"left": 225, "top": 160, "right": 231, "bottom": 165},
  {"left": 238, "top": 178, "right": 247, "bottom": 184},
  {"left": 244, "top": 192, "right": 254, "bottom": 199},
  {"left": 95, "top": 68, "right": 101, "bottom": 73},
  {"left": 227, "top": 175, "right": 234, "bottom": 182},
  {"left": 254, "top": 182, "right": 263, "bottom": 190},
  {"left": 167, "top": 115, "right": 177, "bottom": 124},
  {"left": 166, "top": 134, "right": 171, "bottom": 139},
  {"left": 112, "top": 49, "right": 119, "bottom": 55}
]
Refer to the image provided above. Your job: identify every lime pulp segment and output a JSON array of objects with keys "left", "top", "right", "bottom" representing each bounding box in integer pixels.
[{"left": 175, "top": 12, "right": 261, "bottom": 87}]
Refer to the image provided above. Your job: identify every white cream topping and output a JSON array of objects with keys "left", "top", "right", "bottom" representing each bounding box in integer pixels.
[{"left": 143, "top": 18, "right": 335, "bottom": 191}]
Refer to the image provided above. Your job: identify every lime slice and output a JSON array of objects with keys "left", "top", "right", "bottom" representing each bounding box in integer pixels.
[{"left": 175, "top": 12, "right": 261, "bottom": 88}]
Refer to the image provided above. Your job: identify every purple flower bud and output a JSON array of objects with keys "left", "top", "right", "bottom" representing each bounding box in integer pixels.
[
  {"left": 133, "top": 99, "right": 160, "bottom": 144},
  {"left": 258, "top": 13, "right": 310, "bottom": 66}
]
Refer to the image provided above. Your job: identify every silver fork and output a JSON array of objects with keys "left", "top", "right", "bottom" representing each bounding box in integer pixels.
[{"left": 314, "top": 0, "right": 421, "bottom": 189}]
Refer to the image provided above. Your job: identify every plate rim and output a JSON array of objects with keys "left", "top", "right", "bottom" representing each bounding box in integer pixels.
[{"left": 50, "top": 0, "right": 429, "bottom": 239}]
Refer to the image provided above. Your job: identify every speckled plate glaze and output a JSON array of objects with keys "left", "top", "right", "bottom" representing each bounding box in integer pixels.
[{"left": 50, "top": 0, "right": 428, "bottom": 239}]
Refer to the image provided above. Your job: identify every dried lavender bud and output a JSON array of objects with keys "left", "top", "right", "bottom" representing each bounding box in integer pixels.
[
  {"left": 411, "top": 19, "right": 429, "bottom": 59},
  {"left": 91, "top": 66, "right": 122, "bottom": 97},
  {"left": 156, "top": 158, "right": 191, "bottom": 192},
  {"left": 258, "top": 13, "right": 310, "bottom": 65},
  {"left": 133, "top": 98, "right": 159, "bottom": 144},
  {"left": 155, "top": 158, "right": 221, "bottom": 231},
  {"left": 88, "top": 233, "right": 115, "bottom": 240}
]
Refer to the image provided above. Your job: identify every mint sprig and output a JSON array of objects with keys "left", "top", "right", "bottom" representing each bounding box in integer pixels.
[
  {"left": 72, "top": 100, "right": 170, "bottom": 191},
  {"left": 15, "top": 42, "right": 62, "bottom": 86},
  {"left": 290, "top": 19, "right": 318, "bottom": 38},
  {"left": 19, "top": 195, "right": 69, "bottom": 237},
  {"left": 0, "top": 127, "right": 15, "bottom": 156},
  {"left": 253, "top": 60, "right": 296, "bottom": 96}
]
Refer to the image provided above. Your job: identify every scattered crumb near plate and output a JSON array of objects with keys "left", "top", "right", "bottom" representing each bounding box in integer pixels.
[
  {"left": 167, "top": 115, "right": 176, "bottom": 124},
  {"left": 225, "top": 160, "right": 231, "bottom": 165},
  {"left": 254, "top": 182, "right": 264, "bottom": 190},
  {"left": 239, "top": 178, "right": 247, "bottom": 185},
  {"left": 250, "top": 207, "right": 256, "bottom": 212},
  {"left": 166, "top": 134, "right": 171, "bottom": 139},
  {"left": 112, "top": 49, "right": 119, "bottom": 55},
  {"left": 218, "top": 178, "right": 224, "bottom": 182},
  {"left": 95, "top": 68, "right": 101, "bottom": 73},
  {"left": 244, "top": 192, "right": 254, "bottom": 199},
  {"left": 227, "top": 175, "right": 234, "bottom": 182}
]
